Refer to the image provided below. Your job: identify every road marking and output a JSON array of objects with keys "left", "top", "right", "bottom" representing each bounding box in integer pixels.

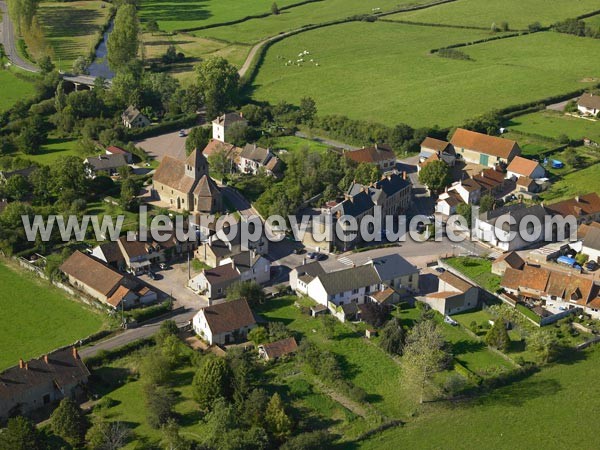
[{"left": 337, "top": 256, "right": 354, "bottom": 266}]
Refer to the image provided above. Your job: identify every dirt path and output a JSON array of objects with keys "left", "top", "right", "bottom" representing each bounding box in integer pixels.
[{"left": 311, "top": 377, "right": 369, "bottom": 418}]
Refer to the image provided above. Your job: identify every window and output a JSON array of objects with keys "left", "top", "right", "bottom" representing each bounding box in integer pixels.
[{"left": 352, "top": 288, "right": 359, "bottom": 294}]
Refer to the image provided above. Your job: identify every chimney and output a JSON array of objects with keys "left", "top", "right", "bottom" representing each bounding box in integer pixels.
[
  {"left": 43, "top": 355, "right": 49, "bottom": 364},
  {"left": 19, "top": 359, "right": 24, "bottom": 369},
  {"left": 72, "top": 347, "right": 78, "bottom": 360},
  {"left": 576, "top": 196, "right": 580, "bottom": 203},
  {"left": 239, "top": 111, "right": 243, "bottom": 118},
  {"left": 402, "top": 171, "right": 406, "bottom": 181},
  {"left": 25, "top": 363, "right": 29, "bottom": 370},
  {"left": 231, "top": 260, "right": 235, "bottom": 269},
  {"left": 302, "top": 257, "right": 306, "bottom": 265}
]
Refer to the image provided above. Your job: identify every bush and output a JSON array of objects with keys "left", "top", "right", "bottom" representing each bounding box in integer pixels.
[
  {"left": 126, "top": 300, "right": 171, "bottom": 323},
  {"left": 437, "top": 48, "right": 472, "bottom": 61}
]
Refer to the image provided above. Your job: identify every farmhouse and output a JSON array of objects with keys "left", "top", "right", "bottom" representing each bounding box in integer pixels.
[
  {"left": 577, "top": 93, "right": 600, "bottom": 116},
  {"left": 345, "top": 144, "right": 396, "bottom": 170},
  {"left": 581, "top": 226, "right": 600, "bottom": 263},
  {"left": 419, "top": 137, "right": 456, "bottom": 169},
  {"left": 473, "top": 204, "right": 547, "bottom": 251},
  {"left": 491, "top": 251, "right": 526, "bottom": 276},
  {"left": 423, "top": 271, "right": 479, "bottom": 316},
  {"left": 121, "top": 106, "right": 150, "bottom": 128},
  {"left": 506, "top": 156, "right": 545, "bottom": 180},
  {"left": 60, "top": 251, "right": 157, "bottom": 309},
  {"left": 202, "top": 140, "right": 242, "bottom": 172},
  {"left": 90, "top": 241, "right": 126, "bottom": 270},
  {"left": 238, "top": 144, "right": 282, "bottom": 176},
  {"left": 152, "top": 148, "right": 223, "bottom": 213},
  {"left": 258, "top": 337, "right": 298, "bottom": 361},
  {"left": 105, "top": 145, "right": 132, "bottom": 164},
  {"left": 212, "top": 112, "right": 247, "bottom": 143},
  {"left": 291, "top": 255, "right": 419, "bottom": 319},
  {"left": 545, "top": 193, "right": 600, "bottom": 224},
  {"left": 0, "top": 348, "right": 89, "bottom": 421},
  {"left": 502, "top": 265, "right": 600, "bottom": 318},
  {"left": 84, "top": 154, "right": 128, "bottom": 178},
  {"left": 450, "top": 128, "right": 521, "bottom": 167},
  {"left": 192, "top": 298, "right": 257, "bottom": 345},
  {"left": 189, "top": 263, "right": 241, "bottom": 300}
]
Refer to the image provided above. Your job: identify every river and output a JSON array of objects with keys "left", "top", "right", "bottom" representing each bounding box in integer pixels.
[{"left": 88, "top": 20, "right": 115, "bottom": 79}]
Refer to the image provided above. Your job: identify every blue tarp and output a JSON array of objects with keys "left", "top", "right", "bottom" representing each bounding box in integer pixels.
[{"left": 557, "top": 255, "right": 576, "bottom": 266}]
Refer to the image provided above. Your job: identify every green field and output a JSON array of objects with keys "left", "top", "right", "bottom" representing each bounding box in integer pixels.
[
  {"left": 17, "top": 136, "right": 81, "bottom": 165},
  {"left": 270, "top": 135, "right": 330, "bottom": 154},
  {"left": 508, "top": 110, "right": 600, "bottom": 142},
  {"left": 139, "top": 0, "right": 301, "bottom": 32},
  {"left": 196, "top": 0, "right": 424, "bottom": 44},
  {"left": 444, "top": 257, "right": 501, "bottom": 292},
  {"left": 0, "top": 70, "right": 35, "bottom": 111},
  {"left": 38, "top": 0, "right": 111, "bottom": 71},
  {"left": 387, "top": 0, "right": 600, "bottom": 29},
  {"left": 360, "top": 344, "right": 600, "bottom": 449},
  {"left": 251, "top": 24, "right": 600, "bottom": 127},
  {"left": 0, "top": 261, "right": 104, "bottom": 371},
  {"left": 541, "top": 163, "right": 600, "bottom": 201}
]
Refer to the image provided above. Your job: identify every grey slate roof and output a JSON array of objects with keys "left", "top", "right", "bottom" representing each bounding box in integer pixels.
[
  {"left": 85, "top": 154, "right": 128, "bottom": 171},
  {"left": 370, "top": 254, "right": 418, "bottom": 281},
  {"left": 583, "top": 227, "right": 600, "bottom": 251},
  {"left": 317, "top": 264, "right": 381, "bottom": 296}
]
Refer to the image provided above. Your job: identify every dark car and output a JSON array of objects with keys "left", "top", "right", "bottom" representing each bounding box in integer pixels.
[
  {"left": 294, "top": 248, "right": 306, "bottom": 255},
  {"left": 148, "top": 271, "right": 157, "bottom": 280},
  {"left": 586, "top": 260, "right": 598, "bottom": 272},
  {"left": 315, "top": 253, "right": 328, "bottom": 261},
  {"left": 435, "top": 267, "right": 446, "bottom": 273}
]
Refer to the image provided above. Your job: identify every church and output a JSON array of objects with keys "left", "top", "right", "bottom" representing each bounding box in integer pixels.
[{"left": 152, "top": 148, "right": 223, "bottom": 214}]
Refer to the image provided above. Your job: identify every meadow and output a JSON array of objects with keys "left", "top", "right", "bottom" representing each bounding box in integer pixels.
[
  {"left": 138, "top": 0, "right": 301, "bottom": 33},
  {"left": 37, "top": 0, "right": 111, "bottom": 71},
  {"left": 386, "top": 0, "right": 600, "bottom": 29},
  {"left": 541, "top": 163, "right": 600, "bottom": 201},
  {"left": 16, "top": 136, "right": 81, "bottom": 165},
  {"left": 507, "top": 110, "right": 600, "bottom": 143},
  {"left": 359, "top": 345, "right": 600, "bottom": 449},
  {"left": 0, "top": 261, "right": 105, "bottom": 371},
  {"left": 251, "top": 23, "right": 600, "bottom": 127},
  {"left": 0, "top": 70, "right": 35, "bottom": 111}
]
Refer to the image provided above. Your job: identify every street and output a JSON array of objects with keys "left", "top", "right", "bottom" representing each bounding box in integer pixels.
[{"left": 0, "top": 1, "right": 39, "bottom": 72}]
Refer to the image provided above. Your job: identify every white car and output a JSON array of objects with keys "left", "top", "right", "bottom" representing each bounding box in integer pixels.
[{"left": 444, "top": 315, "right": 458, "bottom": 326}]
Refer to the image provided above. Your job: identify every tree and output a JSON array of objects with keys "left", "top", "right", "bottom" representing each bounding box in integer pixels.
[
  {"left": 54, "top": 81, "right": 67, "bottom": 112},
  {"left": 162, "top": 44, "right": 178, "bottom": 64},
  {"left": 418, "top": 160, "right": 451, "bottom": 193},
  {"left": 140, "top": 350, "right": 172, "bottom": 386},
  {"left": 144, "top": 383, "right": 176, "bottom": 429},
  {"left": 379, "top": 317, "right": 405, "bottom": 355},
  {"left": 360, "top": 302, "right": 389, "bottom": 327},
  {"left": 456, "top": 203, "right": 472, "bottom": 228},
  {"left": 527, "top": 328, "right": 560, "bottom": 363},
  {"left": 226, "top": 281, "right": 266, "bottom": 307},
  {"left": 271, "top": 2, "right": 279, "bottom": 15},
  {"left": 196, "top": 56, "right": 240, "bottom": 119},
  {"left": 479, "top": 193, "right": 495, "bottom": 213},
  {"left": 401, "top": 320, "right": 450, "bottom": 404},
  {"left": 51, "top": 398, "right": 86, "bottom": 446},
  {"left": 240, "top": 388, "right": 269, "bottom": 428},
  {"left": 208, "top": 148, "right": 231, "bottom": 178},
  {"left": 72, "top": 55, "right": 90, "bottom": 75},
  {"left": 248, "top": 326, "right": 268, "bottom": 345},
  {"left": 268, "top": 321, "right": 290, "bottom": 342},
  {"left": 485, "top": 319, "right": 510, "bottom": 351},
  {"left": 265, "top": 393, "right": 292, "bottom": 439},
  {"left": 160, "top": 419, "right": 191, "bottom": 450},
  {"left": 156, "top": 319, "right": 179, "bottom": 345},
  {"left": 146, "top": 19, "right": 159, "bottom": 34},
  {"left": 107, "top": 4, "right": 140, "bottom": 70},
  {"left": 86, "top": 420, "right": 131, "bottom": 450},
  {"left": 226, "top": 121, "right": 249, "bottom": 146},
  {"left": 38, "top": 55, "right": 55, "bottom": 74},
  {"left": 528, "top": 21, "right": 542, "bottom": 32},
  {"left": 280, "top": 430, "right": 334, "bottom": 450},
  {"left": 299, "top": 97, "right": 317, "bottom": 123},
  {"left": 192, "top": 356, "right": 232, "bottom": 410},
  {"left": 18, "top": 115, "right": 46, "bottom": 154},
  {"left": 52, "top": 156, "right": 87, "bottom": 196},
  {"left": 5, "top": 174, "right": 30, "bottom": 201},
  {"left": 0, "top": 416, "right": 43, "bottom": 450},
  {"left": 7, "top": 0, "right": 40, "bottom": 34},
  {"left": 120, "top": 177, "right": 137, "bottom": 209},
  {"left": 353, "top": 162, "right": 379, "bottom": 185},
  {"left": 185, "top": 126, "right": 211, "bottom": 155}
]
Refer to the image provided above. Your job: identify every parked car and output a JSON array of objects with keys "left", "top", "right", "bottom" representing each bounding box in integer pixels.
[
  {"left": 307, "top": 252, "right": 317, "bottom": 259},
  {"left": 586, "top": 260, "right": 598, "bottom": 271},
  {"left": 435, "top": 267, "right": 446, "bottom": 273},
  {"left": 148, "top": 271, "right": 157, "bottom": 280},
  {"left": 444, "top": 315, "right": 458, "bottom": 326},
  {"left": 178, "top": 129, "right": 186, "bottom": 137},
  {"left": 293, "top": 248, "right": 306, "bottom": 255},
  {"left": 159, "top": 263, "right": 167, "bottom": 270}
]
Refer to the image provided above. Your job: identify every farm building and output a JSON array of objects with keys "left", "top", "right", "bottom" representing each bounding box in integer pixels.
[{"left": 450, "top": 128, "right": 521, "bottom": 168}]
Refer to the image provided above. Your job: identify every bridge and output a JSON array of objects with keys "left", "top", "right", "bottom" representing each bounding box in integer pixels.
[{"left": 61, "top": 74, "right": 112, "bottom": 90}]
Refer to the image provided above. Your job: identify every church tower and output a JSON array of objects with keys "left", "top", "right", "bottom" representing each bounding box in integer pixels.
[{"left": 185, "top": 148, "right": 209, "bottom": 180}]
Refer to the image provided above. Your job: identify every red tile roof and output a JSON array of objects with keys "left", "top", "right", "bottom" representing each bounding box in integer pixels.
[
  {"left": 202, "top": 298, "right": 256, "bottom": 335},
  {"left": 507, "top": 156, "right": 541, "bottom": 177},
  {"left": 345, "top": 144, "right": 395, "bottom": 164},
  {"left": 260, "top": 337, "right": 298, "bottom": 359},
  {"left": 451, "top": 128, "right": 518, "bottom": 159},
  {"left": 546, "top": 193, "right": 600, "bottom": 218}
]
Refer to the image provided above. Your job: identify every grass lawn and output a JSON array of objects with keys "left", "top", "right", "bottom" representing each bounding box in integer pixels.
[
  {"left": 541, "top": 163, "right": 600, "bottom": 201},
  {"left": 501, "top": 130, "right": 556, "bottom": 157},
  {"left": 270, "top": 135, "right": 330, "bottom": 155},
  {"left": 0, "top": 70, "right": 35, "bottom": 111},
  {"left": 444, "top": 257, "right": 501, "bottom": 293},
  {"left": 507, "top": 110, "right": 600, "bottom": 142},
  {"left": 38, "top": 0, "right": 111, "bottom": 72},
  {"left": 138, "top": 0, "right": 301, "bottom": 33},
  {"left": 16, "top": 136, "right": 81, "bottom": 166},
  {"left": 252, "top": 23, "right": 600, "bottom": 128},
  {"left": 387, "top": 0, "right": 600, "bottom": 29},
  {"left": 0, "top": 261, "right": 105, "bottom": 371},
  {"left": 196, "top": 0, "right": 426, "bottom": 44},
  {"left": 359, "top": 345, "right": 600, "bottom": 449}
]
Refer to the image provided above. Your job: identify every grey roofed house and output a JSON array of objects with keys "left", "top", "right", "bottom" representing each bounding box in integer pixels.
[
  {"left": 331, "top": 190, "right": 374, "bottom": 218},
  {"left": 213, "top": 112, "right": 246, "bottom": 127},
  {"left": 317, "top": 264, "right": 381, "bottom": 296},
  {"left": 370, "top": 254, "right": 419, "bottom": 281},
  {"left": 85, "top": 154, "right": 128, "bottom": 173},
  {"left": 0, "top": 166, "right": 36, "bottom": 183},
  {"left": 228, "top": 250, "right": 261, "bottom": 273},
  {"left": 295, "top": 260, "right": 327, "bottom": 284},
  {"left": 583, "top": 226, "right": 600, "bottom": 251},
  {"left": 479, "top": 204, "right": 547, "bottom": 232},
  {"left": 240, "top": 143, "right": 272, "bottom": 165},
  {"left": 346, "top": 171, "right": 411, "bottom": 207},
  {"left": 578, "top": 93, "right": 600, "bottom": 110}
]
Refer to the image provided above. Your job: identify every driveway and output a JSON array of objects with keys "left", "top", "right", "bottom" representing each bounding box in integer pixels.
[
  {"left": 138, "top": 259, "right": 208, "bottom": 310},
  {"left": 135, "top": 129, "right": 192, "bottom": 162}
]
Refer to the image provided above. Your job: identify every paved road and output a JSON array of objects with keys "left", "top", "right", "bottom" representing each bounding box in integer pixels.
[
  {"left": 80, "top": 309, "right": 197, "bottom": 359},
  {"left": 0, "top": 1, "right": 38, "bottom": 72}
]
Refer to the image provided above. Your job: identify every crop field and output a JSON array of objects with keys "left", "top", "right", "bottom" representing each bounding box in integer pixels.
[
  {"left": 0, "top": 70, "right": 35, "bottom": 111},
  {"left": 138, "top": 0, "right": 301, "bottom": 33},
  {"left": 251, "top": 23, "right": 600, "bottom": 127},
  {"left": 195, "top": 0, "right": 425, "bottom": 44},
  {"left": 507, "top": 110, "right": 600, "bottom": 142},
  {"left": 360, "top": 345, "right": 600, "bottom": 449},
  {"left": 38, "top": 0, "right": 111, "bottom": 71},
  {"left": 0, "top": 262, "right": 104, "bottom": 371},
  {"left": 386, "top": 0, "right": 600, "bottom": 29}
]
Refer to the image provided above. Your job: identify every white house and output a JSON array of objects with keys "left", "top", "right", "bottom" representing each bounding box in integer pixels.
[
  {"left": 220, "top": 250, "right": 271, "bottom": 285},
  {"left": 423, "top": 271, "right": 479, "bottom": 315},
  {"left": 122, "top": 106, "right": 150, "bottom": 129},
  {"left": 192, "top": 298, "right": 257, "bottom": 345},
  {"left": 212, "top": 112, "right": 247, "bottom": 143},
  {"left": 506, "top": 156, "right": 545, "bottom": 180},
  {"left": 577, "top": 93, "right": 600, "bottom": 116},
  {"left": 474, "top": 204, "right": 547, "bottom": 251},
  {"left": 238, "top": 144, "right": 281, "bottom": 176},
  {"left": 582, "top": 226, "right": 600, "bottom": 263}
]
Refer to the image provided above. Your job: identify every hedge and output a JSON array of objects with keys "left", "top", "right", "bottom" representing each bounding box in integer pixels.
[
  {"left": 123, "top": 114, "right": 198, "bottom": 140},
  {"left": 84, "top": 337, "right": 155, "bottom": 368},
  {"left": 125, "top": 300, "right": 172, "bottom": 323}
]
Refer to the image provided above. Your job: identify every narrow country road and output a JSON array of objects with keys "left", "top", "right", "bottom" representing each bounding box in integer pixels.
[
  {"left": 237, "top": 30, "right": 298, "bottom": 78},
  {"left": 0, "top": 1, "right": 39, "bottom": 72}
]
